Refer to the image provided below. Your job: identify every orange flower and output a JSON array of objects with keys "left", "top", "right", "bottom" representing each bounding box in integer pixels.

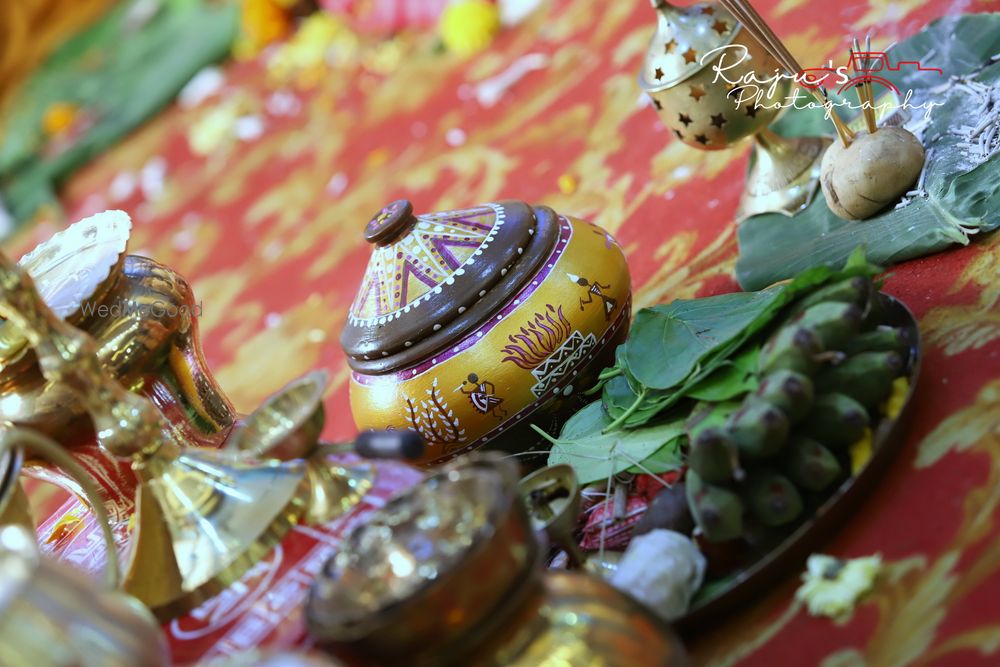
[{"left": 41, "top": 101, "right": 79, "bottom": 136}]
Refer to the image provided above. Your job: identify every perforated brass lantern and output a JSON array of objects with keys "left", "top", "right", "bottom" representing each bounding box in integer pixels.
[
  {"left": 226, "top": 370, "right": 375, "bottom": 524},
  {"left": 0, "top": 251, "right": 309, "bottom": 620},
  {"left": 640, "top": 0, "right": 830, "bottom": 220}
]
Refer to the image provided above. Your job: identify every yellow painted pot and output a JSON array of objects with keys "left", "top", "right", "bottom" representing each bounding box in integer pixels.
[{"left": 341, "top": 200, "right": 631, "bottom": 466}]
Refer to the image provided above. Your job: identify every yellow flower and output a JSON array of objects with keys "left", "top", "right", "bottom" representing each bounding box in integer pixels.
[
  {"left": 237, "top": 0, "right": 293, "bottom": 58},
  {"left": 267, "top": 13, "right": 346, "bottom": 83},
  {"left": 884, "top": 376, "right": 910, "bottom": 419},
  {"left": 440, "top": 0, "right": 501, "bottom": 56},
  {"left": 796, "top": 553, "right": 882, "bottom": 620},
  {"left": 188, "top": 98, "right": 248, "bottom": 156},
  {"left": 557, "top": 173, "right": 578, "bottom": 194},
  {"left": 849, "top": 427, "right": 873, "bottom": 475},
  {"left": 41, "top": 101, "right": 79, "bottom": 136}
]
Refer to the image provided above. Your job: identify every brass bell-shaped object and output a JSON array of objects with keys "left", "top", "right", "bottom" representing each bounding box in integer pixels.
[
  {"left": 0, "top": 251, "right": 309, "bottom": 620},
  {"left": 226, "top": 370, "right": 375, "bottom": 525},
  {"left": 639, "top": 0, "right": 829, "bottom": 220}
]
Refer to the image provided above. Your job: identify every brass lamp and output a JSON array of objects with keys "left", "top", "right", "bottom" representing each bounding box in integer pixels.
[
  {"left": 226, "top": 370, "right": 375, "bottom": 524},
  {"left": 0, "top": 251, "right": 309, "bottom": 620},
  {"left": 639, "top": 0, "right": 830, "bottom": 220}
]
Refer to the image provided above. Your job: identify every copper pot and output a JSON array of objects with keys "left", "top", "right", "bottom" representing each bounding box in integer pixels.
[{"left": 306, "top": 454, "right": 687, "bottom": 666}]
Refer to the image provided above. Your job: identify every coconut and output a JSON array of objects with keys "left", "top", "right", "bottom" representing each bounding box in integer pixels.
[{"left": 820, "top": 127, "right": 925, "bottom": 221}]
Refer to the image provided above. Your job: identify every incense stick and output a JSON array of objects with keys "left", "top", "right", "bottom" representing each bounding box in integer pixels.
[
  {"left": 865, "top": 34, "right": 878, "bottom": 133},
  {"left": 720, "top": 0, "right": 854, "bottom": 146},
  {"left": 852, "top": 39, "right": 878, "bottom": 134}
]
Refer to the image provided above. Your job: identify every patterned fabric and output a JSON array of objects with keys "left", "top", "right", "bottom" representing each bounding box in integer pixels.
[{"left": 7, "top": 0, "right": 1000, "bottom": 663}]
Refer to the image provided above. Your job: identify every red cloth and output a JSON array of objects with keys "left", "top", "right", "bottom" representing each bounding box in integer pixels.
[{"left": 8, "top": 0, "right": 1000, "bottom": 663}]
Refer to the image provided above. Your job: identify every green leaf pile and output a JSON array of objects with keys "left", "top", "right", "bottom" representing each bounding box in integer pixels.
[
  {"left": 737, "top": 13, "right": 1000, "bottom": 291},
  {"left": 546, "top": 249, "right": 881, "bottom": 483}
]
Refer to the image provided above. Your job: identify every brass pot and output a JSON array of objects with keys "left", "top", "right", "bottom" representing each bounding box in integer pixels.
[
  {"left": 0, "top": 211, "right": 235, "bottom": 449},
  {"left": 342, "top": 201, "right": 631, "bottom": 466},
  {"left": 306, "top": 454, "right": 686, "bottom": 666}
]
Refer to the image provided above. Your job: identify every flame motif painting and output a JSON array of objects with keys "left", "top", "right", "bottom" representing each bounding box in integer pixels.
[{"left": 502, "top": 305, "right": 574, "bottom": 370}]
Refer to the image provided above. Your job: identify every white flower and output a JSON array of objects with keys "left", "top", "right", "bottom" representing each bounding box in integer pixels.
[{"left": 796, "top": 553, "right": 882, "bottom": 620}]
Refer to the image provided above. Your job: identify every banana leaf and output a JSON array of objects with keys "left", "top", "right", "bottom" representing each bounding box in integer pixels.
[
  {"left": 0, "top": 0, "right": 238, "bottom": 231},
  {"left": 736, "top": 12, "right": 1000, "bottom": 291}
]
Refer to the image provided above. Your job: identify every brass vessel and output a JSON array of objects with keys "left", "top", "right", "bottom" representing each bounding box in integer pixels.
[
  {"left": 307, "top": 454, "right": 687, "bottom": 666},
  {"left": 0, "top": 211, "right": 235, "bottom": 448},
  {"left": 0, "top": 524, "right": 168, "bottom": 667},
  {"left": 0, "top": 250, "right": 310, "bottom": 620},
  {"left": 639, "top": 0, "right": 830, "bottom": 220}
]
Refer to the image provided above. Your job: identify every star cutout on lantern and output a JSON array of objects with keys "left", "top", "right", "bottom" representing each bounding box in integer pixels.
[
  {"left": 674, "top": 129, "right": 684, "bottom": 140},
  {"left": 745, "top": 105, "right": 758, "bottom": 118},
  {"left": 701, "top": 5, "right": 714, "bottom": 14},
  {"left": 712, "top": 20, "right": 728, "bottom": 35},
  {"left": 689, "top": 85, "right": 706, "bottom": 101},
  {"left": 654, "top": 66, "right": 665, "bottom": 80},
  {"left": 652, "top": 97, "right": 663, "bottom": 110},
  {"left": 695, "top": 134, "right": 709, "bottom": 145},
  {"left": 664, "top": 39, "right": 677, "bottom": 54},
  {"left": 678, "top": 112, "right": 693, "bottom": 126},
  {"left": 682, "top": 47, "right": 698, "bottom": 64},
  {"left": 710, "top": 113, "right": 727, "bottom": 128}
]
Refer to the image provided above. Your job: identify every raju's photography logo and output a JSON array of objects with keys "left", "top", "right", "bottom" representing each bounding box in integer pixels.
[
  {"left": 81, "top": 298, "right": 203, "bottom": 319},
  {"left": 702, "top": 44, "right": 945, "bottom": 120}
]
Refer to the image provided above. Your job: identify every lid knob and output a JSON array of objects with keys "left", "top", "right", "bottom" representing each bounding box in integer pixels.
[{"left": 364, "top": 200, "right": 416, "bottom": 246}]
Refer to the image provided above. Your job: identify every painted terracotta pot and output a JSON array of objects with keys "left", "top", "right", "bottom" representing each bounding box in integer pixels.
[{"left": 342, "top": 200, "right": 631, "bottom": 466}]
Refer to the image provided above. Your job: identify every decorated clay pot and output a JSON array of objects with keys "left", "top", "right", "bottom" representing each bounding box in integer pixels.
[{"left": 341, "top": 200, "right": 631, "bottom": 466}]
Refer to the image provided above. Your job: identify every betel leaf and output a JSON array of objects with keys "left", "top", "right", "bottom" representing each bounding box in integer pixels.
[
  {"left": 537, "top": 418, "right": 686, "bottom": 485},
  {"left": 687, "top": 345, "right": 760, "bottom": 402},
  {"left": 626, "top": 437, "right": 685, "bottom": 475},
  {"left": 601, "top": 248, "right": 880, "bottom": 431},
  {"left": 736, "top": 13, "right": 1000, "bottom": 291},
  {"left": 559, "top": 400, "right": 610, "bottom": 439},
  {"left": 623, "top": 289, "right": 783, "bottom": 390}
]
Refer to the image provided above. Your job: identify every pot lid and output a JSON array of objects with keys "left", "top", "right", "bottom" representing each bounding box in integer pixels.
[
  {"left": 341, "top": 199, "right": 558, "bottom": 372},
  {"left": 639, "top": 1, "right": 740, "bottom": 92},
  {"left": 0, "top": 210, "right": 131, "bottom": 364}
]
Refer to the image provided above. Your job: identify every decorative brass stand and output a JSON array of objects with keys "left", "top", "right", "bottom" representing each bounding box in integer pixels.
[
  {"left": 227, "top": 370, "right": 375, "bottom": 524},
  {"left": 0, "top": 251, "right": 309, "bottom": 620}
]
